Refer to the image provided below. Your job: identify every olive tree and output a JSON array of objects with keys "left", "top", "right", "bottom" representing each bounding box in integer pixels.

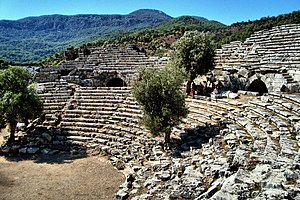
[
  {"left": 170, "top": 30, "right": 216, "bottom": 86},
  {"left": 132, "top": 65, "right": 188, "bottom": 145},
  {"left": 0, "top": 67, "right": 43, "bottom": 142}
]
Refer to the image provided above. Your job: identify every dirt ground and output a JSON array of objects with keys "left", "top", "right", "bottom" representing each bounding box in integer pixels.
[{"left": 0, "top": 153, "right": 125, "bottom": 200}]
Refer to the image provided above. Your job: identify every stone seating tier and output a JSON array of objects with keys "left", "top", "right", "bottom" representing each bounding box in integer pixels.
[
  {"left": 33, "top": 82, "right": 300, "bottom": 199},
  {"left": 182, "top": 94, "right": 298, "bottom": 199},
  {"left": 34, "top": 45, "right": 167, "bottom": 86},
  {"left": 30, "top": 28, "right": 300, "bottom": 197},
  {"left": 217, "top": 24, "right": 300, "bottom": 55},
  {"left": 215, "top": 24, "right": 300, "bottom": 92},
  {"left": 53, "top": 86, "right": 155, "bottom": 157}
]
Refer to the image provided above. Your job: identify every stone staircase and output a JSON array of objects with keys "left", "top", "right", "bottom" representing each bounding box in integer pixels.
[{"left": 36, "top": 80, "right": 74, "bottom": 127}]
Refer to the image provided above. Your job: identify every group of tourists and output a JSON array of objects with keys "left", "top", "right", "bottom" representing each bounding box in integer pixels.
[{"left": 186, "top": 73, "right": 223, "bottom": 98}]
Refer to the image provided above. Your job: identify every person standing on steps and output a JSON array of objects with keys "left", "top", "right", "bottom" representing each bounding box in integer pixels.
[
  {"left": 191, "top": 81, "right": 196, "bottom": 98},
  {"left": 216, "top": 80, "right": 223, "bottom": 93},
  {"left": 186, "top": 80, "right": 192, "bottom": 96},
  {"left": 203, "top": 80, "right": 207, "bottom": 96},
  {"left": 197, "top": 82, "right": 204, "bottom": 95},
  {"left": 209, "top": 73, "right": 215, "bottom": 87}
]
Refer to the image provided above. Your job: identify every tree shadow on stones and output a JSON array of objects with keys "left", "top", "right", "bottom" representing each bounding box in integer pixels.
[
  {"left": 169, "top": 123, "right": 223, "bottom": 158},
  {"left": 0, "top": 129, "right": 89, "bottom": 164},
  {"left": 1, "top": 151, "right": 88, "bottom": 164}
]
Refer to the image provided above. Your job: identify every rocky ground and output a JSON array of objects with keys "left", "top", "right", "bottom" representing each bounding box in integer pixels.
[
  {"left": 1, "top": 92, "right": 300, "bottom": 199},
  {"left": 0, "top": 151, "right": 124, "bottom": 200}
]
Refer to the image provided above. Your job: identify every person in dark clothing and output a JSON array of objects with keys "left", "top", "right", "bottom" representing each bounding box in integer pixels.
[
  {"left": 216, "top": 80, "right": 223, "bottom": 91},
  {"left": 191, "top": 81, "right": 196, "bottom": 98},
  {"left": 197, "top": 82, "right": 204, "bottom": 95},
  {"left": 203, "top": 81, "right": 207, "bottom": 96},
  {"left": 186, "top": 80, "right": 191, "bottom": 96}
]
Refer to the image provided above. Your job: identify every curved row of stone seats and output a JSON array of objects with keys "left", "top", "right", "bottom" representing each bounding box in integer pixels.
[
  {"left": 144, "top": 93, "right": 299, "bottom": 199},
  {"left": 34, "top": 81, "right": 300, "bottom": 198},
  {"left": 262, "top": 93, "right": 300, "bottom": 134},
  {"left": 228, "top": 24, "right": 300, "bottom": 63},
  {"left": 224, "top": 96, "right": 298, "bottom": 199},
  {"left": 59, "top": 86, "right": 161, "bottom": 162},
  {"left": 36, "top": 81, "right": 74, "bottom": 126},
  {"left": 184, "top": 98, "right": 229, "bottom": 130},
  {"left": 214, "top": 24, "right": 300, "bottom": 91},
  {"left": 132, "top": 95, "right": 260, "bottom": 199},
  {"left": 196, "top": 96, "right": 255, "bottom": 134},
  {"left": 268, "top": 92, "right": 300, "bottom": 111},
  {"left": 185, "top": 96, "right": 249, "bottom": 130},
  {"left": 248, "top": 95, "right": 300, "bottom": 132}
]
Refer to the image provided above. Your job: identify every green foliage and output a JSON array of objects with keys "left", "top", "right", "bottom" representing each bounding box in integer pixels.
[
  {"left": 0, "top": 67, "right": 31, "bottom": 93},
  {"left": 170, "top": 31, "right": 216, "bottom": 81},
  {"left": 39, "top": 51, "right": 65, "bottom": 66},
  {"left": 156, "top": 16, "right": 226, "bottom": 32},
  {"left": 1, "top": 9, "right": 299, "bottom": 63},
  {"left": 219, "top": 10, "right": 300, "bottom": 44},
  {"left": 0, "top": 9, "right": 171, "bottom": 62},
  {"left": 96, "top": 16, "right": 226, "bottom": 56},
  {"left": 108, "top": 10, "right": 300, "bottom": 54},
  {"left": 132, "top": 65, "right": 188, "bottom": 143},
  {"left": 0, "top": 60, "right": 10, "bottom": 69},
  {"left": 0, "top": 67, "right": 43, "bottom": 142}
]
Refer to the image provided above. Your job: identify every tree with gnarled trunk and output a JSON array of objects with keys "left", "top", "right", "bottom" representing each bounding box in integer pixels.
[
  {"left": 132, "top": 65, "right": 188, "bottom": 145},
  {"left": 0, "top": 67, "right": 43, "bottom": 143}
]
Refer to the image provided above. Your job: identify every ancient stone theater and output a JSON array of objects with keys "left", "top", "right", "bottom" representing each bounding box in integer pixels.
[{"left": 8, "top": 24, "right": 300, "bottom": 199}]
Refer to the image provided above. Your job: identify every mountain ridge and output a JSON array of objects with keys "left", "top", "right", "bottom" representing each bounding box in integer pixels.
[
  {"left": 0, "top": 9, "right": 176, "bottom": 62},
  {"left": 1, "top": 9, "right": 299, "bottom": 63},
  {"left": 0, "top": 9, "right": 173, "bottom": 31}
]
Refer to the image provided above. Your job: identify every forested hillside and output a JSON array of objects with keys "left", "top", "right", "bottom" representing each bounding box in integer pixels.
[
  {"left": 219, "top": 10, "right": 300, "bottom": 44},
  {"left": 91, "top": 16, "right": 226, "bottom": 56},
  {"left": 93, "top": 11, "right": 300, "bottom": 57},
  {"left": 0, "top": 9, "right": 172, "bottom": 62},
  {"left": 0, "top": 9, "right": 299, "bottom": 63},
  {"left": 155, "top": 16, "right": 226, "bottom": 32}
]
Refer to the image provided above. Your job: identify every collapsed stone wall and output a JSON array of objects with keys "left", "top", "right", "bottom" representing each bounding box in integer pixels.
[
  {"left": 34, "top": 44, "right": 168, "bottom": 87},
  {"left": 214, "top": 24, "right": 300, "bottom": 93}
]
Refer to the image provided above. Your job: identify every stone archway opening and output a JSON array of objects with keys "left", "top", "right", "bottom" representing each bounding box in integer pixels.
[
  {"left": 106, "top": 78, "right": 127, "bottom": 87},
  {"left": 248, "top": 79, "right": 268, "bottom": 95}
]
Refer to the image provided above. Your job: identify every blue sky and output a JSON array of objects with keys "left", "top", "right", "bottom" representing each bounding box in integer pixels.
[{"left": 0, "top": 0, "right": 299, "bottom": 25}]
